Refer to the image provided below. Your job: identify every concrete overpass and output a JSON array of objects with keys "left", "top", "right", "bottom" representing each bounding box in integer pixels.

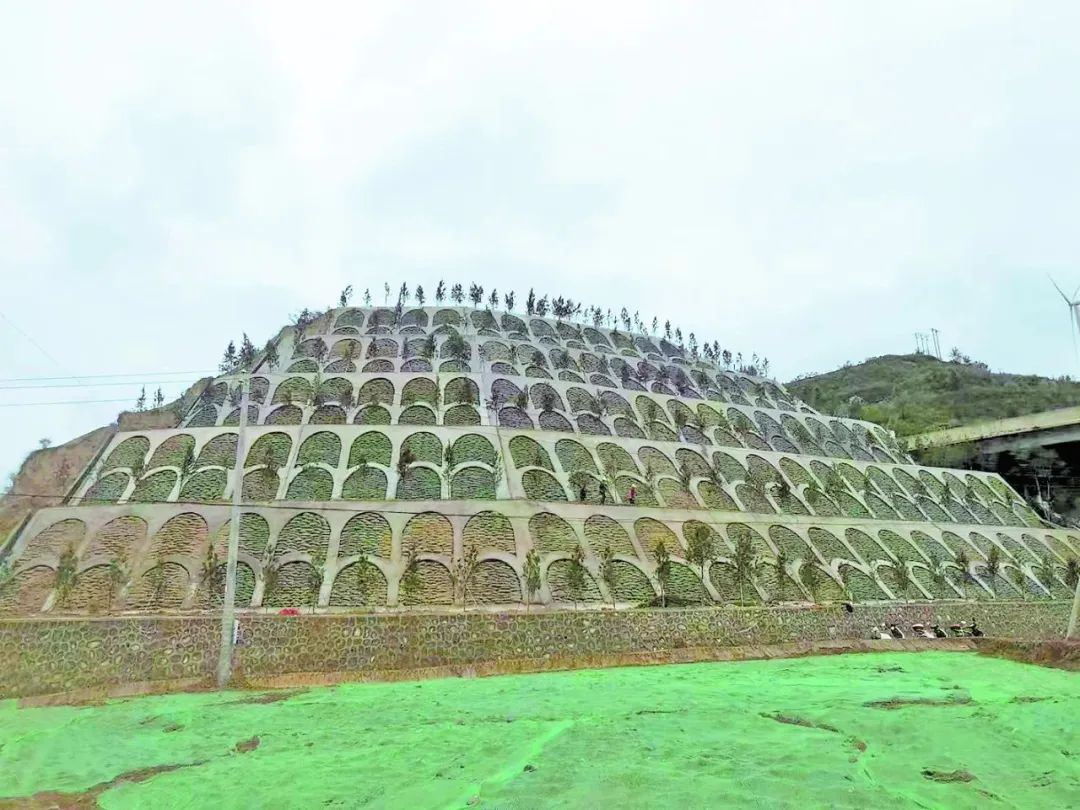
[{"left": 907, "top": 406, "right": 1080, "bottom": 455}]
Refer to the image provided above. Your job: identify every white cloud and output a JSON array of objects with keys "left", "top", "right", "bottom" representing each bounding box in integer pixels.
[{"left": 3, "top": 1, "right": 1080, "bottom": 480}]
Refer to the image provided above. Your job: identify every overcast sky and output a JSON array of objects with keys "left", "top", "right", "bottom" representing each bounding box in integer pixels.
[{"left": 3, "top": 1, "right": 1080, "bottom": 485}]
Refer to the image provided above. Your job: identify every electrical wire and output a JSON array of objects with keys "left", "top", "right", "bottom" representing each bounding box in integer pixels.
[
  {"left": 0, "top": 379, "right": 199, "bottom": 391},
  {"left": 0, "top": 370, "right": 214, "bottom": 384},
  {"left": 0, "top": 397, "right": 137, "bottom": 408},
  {"left": 0, "top": 311, "right": 86, "bottom": 386}
]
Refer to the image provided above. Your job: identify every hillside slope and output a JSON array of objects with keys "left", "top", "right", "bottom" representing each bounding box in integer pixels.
[{"left": 788, "top": 354, "right": 1080, "bottom": 437}]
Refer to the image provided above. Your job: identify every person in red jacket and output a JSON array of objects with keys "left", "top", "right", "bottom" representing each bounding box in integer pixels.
[{"left": 628, "top": 483, "right": 637, "bottom": 505}]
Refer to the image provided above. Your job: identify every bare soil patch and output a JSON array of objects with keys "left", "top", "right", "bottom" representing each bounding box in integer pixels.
[
  {"left": 922, "top": 768, "right": 976, "bottom": 783},
  {"left": 976, "top": 639, "right": 1080, "bottom": 672},
  {"left": 865, "top": 693, "right": 972, "bottom": 710},
  {"left": 0, "top": 761, "right": 205, "bottom": 809}
]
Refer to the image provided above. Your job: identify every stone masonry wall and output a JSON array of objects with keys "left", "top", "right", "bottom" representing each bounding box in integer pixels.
[{"left": 1, "top": 601, "right": 1071, "bottom": 699}]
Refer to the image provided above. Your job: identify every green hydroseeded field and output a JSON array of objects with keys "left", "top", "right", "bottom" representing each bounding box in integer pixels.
[{"left": 1, "top": 651, "right": 1077, "bottom": 808}]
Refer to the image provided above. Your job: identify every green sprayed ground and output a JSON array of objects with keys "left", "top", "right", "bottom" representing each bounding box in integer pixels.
[{"left": 1, "top": 652, "right": 1078, "bottom": 808}]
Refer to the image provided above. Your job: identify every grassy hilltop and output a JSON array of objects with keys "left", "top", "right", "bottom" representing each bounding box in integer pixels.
[{"left": 788, "top": 353, "right": 1080, "bottom": 438}]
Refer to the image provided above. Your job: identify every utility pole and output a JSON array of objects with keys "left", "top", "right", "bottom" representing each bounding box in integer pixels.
[
  {"left": 217, "top": 374, "right": 249, "bottom": 688},
  {"left": 1069, "top": 571, "right": 1080, "bottom": 640}
]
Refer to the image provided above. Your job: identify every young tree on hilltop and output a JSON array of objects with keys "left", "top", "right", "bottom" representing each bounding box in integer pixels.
[
  {"left": 38, "top": 437, "right": 52, "bottom": 449},
  {"left": 451, "top": 283, "right": 465, "bottom": 304},
  {"left": 535, "top": 295, "right": 549, "bottom": 317},
  {"left": 673, "top": 411, "right": 689, "bottom": 442},
  {"left": 219, "top": 341, "right": 238, "bottom": 373},
  {"left": 488, "top": 288, "right": 499, "bottom": 309},
  {"left": 363, "top": 288, "right": 372, "bottom": 306},
  {"left": 664, "top": 320, "right": 672, "bottom": 340},
  {"left": 263, "top": 340, "right": 280, "bottom": 371},
  {"left": 383, "top": 282, "right": 390, "bottom": 304},
  {"left": 55, "top": 543, "right": 78, "bottom": 608},
  {"left": 688, "top": 333, "right": 698, "bottom": 359},
  {"left": 526, "top": 288, "right": 536, "bottom": 315},
  {"left": 732, "top": 534, "right": 755, "bottom": 604},
  {"left": 200, "top": 543, "right": 221, "bottom": 599},
  {"left": 1064, "top": 558, "right": 1079, "bottom": 589},
  {"left": 415, "top": 284, "right": 425, "bottom": 306},
  {"left": 675, "top": 327, "right": 684, "bottom": 348},
  {"left": 653, "top": 541, "right": 671, "bottom": 608},
  {"left": 0, "top": 561, "right": 13, "bottom": 602},
  {"left": 953, "top": 549, "right": 971, "bottom": 596},
  {"left": 567, "top": 545, "right": 587, "bottom": 610},
  {"left": 399, "top": 551, "right": 422, "bottom": 606},
  {"left": 523, "top": 549, "right": 541, "bottom": 613},
  {"left": 444, "top": 334, "right": 469, "bottom": 362},
  {"left": 435, "top": 280, "right": 446, "bottom": 304},
  {"left": 598, "top": 543, "right": 618, "bottom": 609},
  {"left": 592, "top": 308, "right": 603, "bottom": 328},
  {"left": 801, "top": 562, "right": 821, "bottom": 603},
  {"left": 339, "top": 285, "right": 353, "bottom": 307},
  {"left": 651, "top": 316, "right": 658, "bottom": 335},
  {"left": 722, "top": 349, "right": 732, "bottom": 369},
  {"left": 619, "top": 307, "right": 631, "bottom": 331},
  {"left": 396, "top": 446, "right": 416, "bottom": 482},
  {"left": 504, "top": 291, "right": 515, "bottom": 312},
  {"left": 890, "top": 562, "right": 911, "bottom": 599},
  {"left": 398, "top": 282, "right": 409, "bottom": 304},
  {"left": 260, "top": 556, "right": 280, "bottom": 606},
  {"left": 135, "top": 386, "right": 146, "bottom": 412},
  {"left": 685, "top": 524, "right": 716, "bottom": 587},
  {"left": 238, "top": 333, "right": 257, "bottom": 371},
  {"left": 772, "top": 550, "right": 788, "bottom": 602},
  {"left": 468, "top": 283, "right": 484, "bottom": 307},
  {"left": 107, "top": 554, "right": 129, "bottom": 612},
  {"left": 1008, "top": 566, "right": 1028, "bottom": 599},
  {"left": 985, "top": 545, "right": 1002, "bottom": 596},
  {"left": 451, "top": 545, "right": 480, "bottom": 611}
]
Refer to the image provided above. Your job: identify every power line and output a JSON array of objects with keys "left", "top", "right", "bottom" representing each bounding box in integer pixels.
[
  {"left": 0, "top": 379, "right": 197, "bottom": 391},
  {"left": 0, "top": 311, "right": 87, "bottom": 387},
  {"left": 0, "top": 397, "right": 135, "bottom": 408},
  {"left": 0, "top": 370, "right": 213, "bottom": 384}
]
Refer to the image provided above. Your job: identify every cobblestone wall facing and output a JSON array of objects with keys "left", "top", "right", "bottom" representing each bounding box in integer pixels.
[{"left": 1, "top": 601, "right": 1070, "bottom": 699}]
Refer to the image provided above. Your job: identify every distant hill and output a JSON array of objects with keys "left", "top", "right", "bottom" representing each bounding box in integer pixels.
[{"left": 787, "top": 354, "right": 1080, "bottom": 438}]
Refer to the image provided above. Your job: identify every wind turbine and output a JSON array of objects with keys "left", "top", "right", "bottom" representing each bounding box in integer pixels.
[{"left": 1050, "top": 276, "right": 1080, "bottom": 368}]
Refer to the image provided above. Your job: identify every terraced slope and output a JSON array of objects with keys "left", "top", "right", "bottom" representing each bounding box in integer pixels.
[{"left": 3, "top": 306, "right": 1078, "bottom": 614}]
